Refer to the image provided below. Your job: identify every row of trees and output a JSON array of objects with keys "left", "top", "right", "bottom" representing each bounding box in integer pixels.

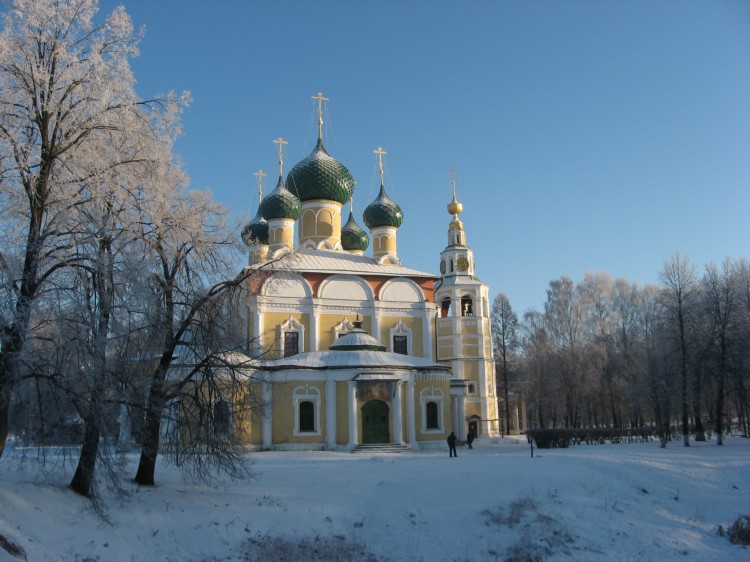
[
  {"left": 0, "top": 0, "right": 259, "bottom": 497},
  {"left": 492, "top": 255, "right": 750, "bottom": 447}
]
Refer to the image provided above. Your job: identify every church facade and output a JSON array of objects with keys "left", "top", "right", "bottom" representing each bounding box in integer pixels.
[{"left": 239, "top": 96, "right": 499, "bottom": 450}]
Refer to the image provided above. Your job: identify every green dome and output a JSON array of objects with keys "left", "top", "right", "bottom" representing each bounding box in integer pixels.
[
  {"left": 285, "top": 139, "right": 354, "bottom": 204},
  {"left": 260, "top": 176, "right": 301, "bottom": 220},
  {"left": 341, "top": 211, "right": 369, "bottom": 252},
  {"left": 241, "top": 210, "right": 269, "bottom": 246},
  {"left": 363, "top": 184, "right": 403, "bottom": 229}
]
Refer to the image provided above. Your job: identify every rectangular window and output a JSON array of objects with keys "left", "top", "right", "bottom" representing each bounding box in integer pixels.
[
  {"left": 284, "top": 331, "right": 299, "bottom": 357},
  {"left": 393, "top": 335, "right": 408, "bottom": 355}
]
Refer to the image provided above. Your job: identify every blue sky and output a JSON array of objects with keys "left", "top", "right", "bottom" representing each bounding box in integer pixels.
[{"left": 101, "top": 0, "right": 749, "bottom": 314}]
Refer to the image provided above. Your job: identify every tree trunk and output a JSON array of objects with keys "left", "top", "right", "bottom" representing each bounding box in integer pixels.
[
  {"left": 70, "top": 410, "right": 101, "bottom": 497},
  {"left": 134, "top": 364, "right": 169, "bottom": 486}
]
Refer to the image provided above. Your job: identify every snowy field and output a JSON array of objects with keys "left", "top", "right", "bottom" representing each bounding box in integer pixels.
[{"left": 1, "top": 436, "right": 748, "bottom": 561}]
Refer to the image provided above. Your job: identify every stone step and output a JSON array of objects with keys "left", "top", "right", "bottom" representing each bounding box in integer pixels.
[{"left": 351, "top": 443, "right": 411, "bottom": 454}]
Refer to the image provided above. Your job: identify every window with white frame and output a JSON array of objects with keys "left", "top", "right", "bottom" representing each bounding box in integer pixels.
[
  {"left": 420, "top": 386, "right": 444, "bottom": 433},
  {"left": 389, "top": 320, "right": 412, "bottom": 356},
  {"left": 293, "top": 385, "right": 321, "bottom": 436},
  {"left": 212, "top": 399, "right": 231, "bottom": 435},
  {"left": 279, "top": 316, "right": 304, "bottom": 357}
]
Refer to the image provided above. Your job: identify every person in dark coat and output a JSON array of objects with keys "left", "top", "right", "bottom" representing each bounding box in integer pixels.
[
  {"left": 466, "top": 431, "right": 474, "bottom": 449},
  {"left": 447, "top": 432, "right": 458, "bottom": 457}
]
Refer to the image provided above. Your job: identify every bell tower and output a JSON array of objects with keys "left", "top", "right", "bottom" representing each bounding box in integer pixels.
[{"left": 434, "top": 169, "right": 499, "bottom": 438}]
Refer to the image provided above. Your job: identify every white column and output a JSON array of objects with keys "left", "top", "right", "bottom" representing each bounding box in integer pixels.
[
  {"left": 450, "top": 394, "right": 458, "bottom": 434},
  {"left": 326, "top": 379, "right": 336, "bottom": 449},
  {"left": 251, "top": 304, "right": 263, "bottom": 357},
  {"left": 422, "top": 307, "right": 434, "bottom": 360},
  {"left": 512, "top": 397, "right": 520, "bottom": 435},
  {"left": 262, "top": 379, "right": 273, "bottom": 449},
  {"left": 457, "top": 392, "right": 466, "bottom": 438},
  {"left": 406, "top": 379, "right": 417, "bottom": 448},
  {"left": 392, "top": 381, "right": 403, "bottom": 444},
  {"left": 348, "top": 381, "right": 358, "bottom": 447},
  {"left": 371, "top": 301, "right": 381, "bottom": 341}
]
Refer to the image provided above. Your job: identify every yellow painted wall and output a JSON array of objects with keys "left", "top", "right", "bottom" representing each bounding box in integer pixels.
[
  {"left": 261, "top": 312, "right": 310, "bottom": 358},
  {"left": 414, "top": 380, "right": 451, "bottom": 441},
  {"left": 380, "top": 316, "right": 423, "bottom": 357},
  {"left": 271, "top": 381, "right": 326, "bottom": 444},
  {"left": 318, "top": 313, "right": 370, "bottom": 351}
]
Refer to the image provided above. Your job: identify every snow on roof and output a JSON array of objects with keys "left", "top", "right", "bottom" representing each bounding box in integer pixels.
[
  {"left": 261, "top": 349, "right": 451, "bottom": 372},
  {"left": 436, "top": 275, "right": 484, "bottom": 287},
  {"left": 269, "top": 249, "right": 438, "bottom": 279}
]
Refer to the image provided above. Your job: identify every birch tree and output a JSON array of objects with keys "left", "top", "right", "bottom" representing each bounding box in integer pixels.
[
  {"left": 0, "top": 0, "right": 186, "bottom": 458},
  {"left": 491, "top": 292, "right": 519, "bottom": 434},
  {"left": 131, "top": 163, "right": 265, "bottom": 486},
  {"left": 660, "top": 252, "right": 701, "bottom": 445}
]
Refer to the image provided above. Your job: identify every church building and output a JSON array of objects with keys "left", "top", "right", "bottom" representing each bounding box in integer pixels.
[{"left": 239, "top": 94, "right": 499, "bottom": 450}]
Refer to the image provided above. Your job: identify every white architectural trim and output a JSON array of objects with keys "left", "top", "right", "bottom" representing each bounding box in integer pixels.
[
  {"left": 420, "top": 386, "right": 445, "bottom": 434},
  {"left": 292, "top": 385, "right": 321, "bottom": 436},
  {"left": 279, "top": 316, "right": 305, "bottom": 356},
  {"left": 333, "top": 317, "right": 355, "bottom": 339},
  {"left": 326, "top": 379, "right": 336, "bottom": 448},
  {"left": 389, "top": 319, "right": 413, "bottom": 356}
]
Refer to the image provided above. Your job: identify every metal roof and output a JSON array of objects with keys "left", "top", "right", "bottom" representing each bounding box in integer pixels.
[
  {"left": 262, "top": 349, "right": 450, "bottom": 372},
  {"left": 269, "top": 249, "right": 438, "bottom": 279}
]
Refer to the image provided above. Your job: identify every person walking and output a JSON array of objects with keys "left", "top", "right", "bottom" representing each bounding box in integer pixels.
[
  {"left": 466, "top": 431, "right": 474, "bottom": 450},
  {"left": 447, "top": 431, "right": 458, "bottom": 457}
]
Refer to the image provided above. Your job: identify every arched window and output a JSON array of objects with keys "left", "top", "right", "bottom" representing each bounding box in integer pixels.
[
  {"left": 212, "top": 399, "right": 231, "bottom": 435},
  {"left": 426, "top": 402, "right": 439, "bottom": 429},
  {"left": 441, "top": 298, "right": 452, "bottom": 318},
  {"left": 299, "top": 401, "right": 315, "bottom": 432},
  {"left": 461, "top": 296, "right": 473, "bottom": 317},
  {"left": 420, "top": 386, "right": 444, "bottom": 433},
  {"left": 293, "top": 385, "right": 321, "bottom": 436},
  {"left": 467, "top": 383, "right": 475, "bottom": 395}
]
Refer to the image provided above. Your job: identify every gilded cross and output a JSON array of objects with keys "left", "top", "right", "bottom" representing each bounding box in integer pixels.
[
  {"left": 253, "top": 169, "right": 267, "bottom": 204},
  {"left": 311, "top": 92, "right": 329, "bottom": 139},
  {"left": 374, "top": 146, "right": 387, "bottom": 182},
  {"left": 273, "top": 137, "right": 288, "bottom": 176}
]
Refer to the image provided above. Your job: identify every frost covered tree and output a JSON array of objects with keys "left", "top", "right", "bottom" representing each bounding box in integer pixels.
[
  {"left": 130, "top": 162, "right": 266, "bottom": 486},
  {"left": 0, "top": 0, "right": 186, "bottom": 459},
  {"left": 491, "top": 292, "right": 519, "bottom": 434},
  {"left": 660, "top": 252, "right": 700, "bottom": 445}
]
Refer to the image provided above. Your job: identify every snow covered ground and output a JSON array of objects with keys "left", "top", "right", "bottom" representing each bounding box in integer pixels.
[{"left": 0, "top": 436, "right": 748, "bottom": 561}]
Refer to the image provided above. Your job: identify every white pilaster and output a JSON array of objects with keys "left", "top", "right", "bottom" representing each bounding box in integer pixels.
[
  {"left": 326, "top": 379, "right": 337, "bottom": 448},
  {"left": 422, "top": 307, "right": 433, "bottom": 360},
  {"left": 251, "top": 303, "right": 263, "bottom": 357},
  {"left": 262, "top": 379, "right": 272, "bottom": 449},
  {"left": 392, "top": 381, "right": 403, "bottom": 444},
  {"left": 371, "top": 301, "right": 381, "bottom": 342},
  {"left": 457, "top": 393, "right": 466, "bottom": 439},
  {"left": 310, "top": 299, "right": 320, "bottom": 351},
  {"left": 406, "top": 379, "right": 416, "bottom": 448},
  {"left": 348, "top": 381, "right": 358, "bottom": 447}
]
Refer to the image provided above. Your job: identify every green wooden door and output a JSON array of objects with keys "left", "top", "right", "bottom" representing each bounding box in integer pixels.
[{"left": 361, "top": 400, "right": 390, "bottom": 444}]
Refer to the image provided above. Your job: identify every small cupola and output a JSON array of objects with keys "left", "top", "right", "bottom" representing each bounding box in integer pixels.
[
  {"left": 363, "top": 147, "right": 403, "bottom": 263},
  {"left": 341, "top": 198, "right": 369, "bottom": 254}
]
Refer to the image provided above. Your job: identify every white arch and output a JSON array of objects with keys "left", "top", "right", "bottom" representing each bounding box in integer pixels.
[
  {"left": 261, "top": 272, "right": 313, "bottom": 299},
  {"left": 379, "top": 278, "right": 424, "bottom": 303},
  {"left": 318, "top": 275, "right": 374, "bottom": 301}
]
